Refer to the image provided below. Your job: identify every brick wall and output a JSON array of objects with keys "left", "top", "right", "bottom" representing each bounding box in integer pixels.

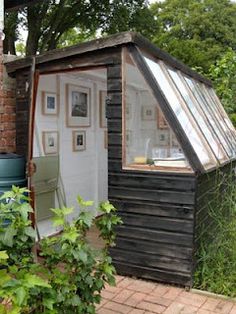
[{"left": 0, "top": 38, "right": 17, "bottom": 152}]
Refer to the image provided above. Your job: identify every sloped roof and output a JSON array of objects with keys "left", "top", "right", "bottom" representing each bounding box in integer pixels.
[
  {"left": 4, "top": 31, "right": 211, "bottom": 87},
  {"left": 5, "top": 0, "right": 40, "bottom": 10}
]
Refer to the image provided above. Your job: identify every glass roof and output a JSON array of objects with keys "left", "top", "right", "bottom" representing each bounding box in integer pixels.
[{"left": 131, "top": 50, "right": 236, "bottom": 172}]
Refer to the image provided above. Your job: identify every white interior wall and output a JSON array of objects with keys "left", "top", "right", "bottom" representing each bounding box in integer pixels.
[{"left": 33, "top": 69, "right": 108, "bottom": 236}]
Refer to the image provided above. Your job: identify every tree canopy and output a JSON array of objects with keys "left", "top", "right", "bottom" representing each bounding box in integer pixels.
[
  {"left": 4, "top": 0, "right": 157, "bottom": 56},
  {"left": 150, "top": 0, "right": 236, "bottom": 74}
]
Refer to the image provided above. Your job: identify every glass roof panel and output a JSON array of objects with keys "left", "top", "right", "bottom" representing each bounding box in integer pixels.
[
  {"left": 167, "top": 68, "right": 227, "bottom": 163},
  {"left": 205, "top": 87, "right": 236, "bottom": 156},
  {"left": 143, "top": 56, "right": 217, "bottom": 169},
  {"left": 197, "top": 83, "right": 235, "bottom": 158},
  {"left": 184, "top": 76, "right": 231, "bottom": 161}
]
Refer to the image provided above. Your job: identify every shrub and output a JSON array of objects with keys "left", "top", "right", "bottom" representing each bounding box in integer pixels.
[
  {"left": 0, "top": 187, "right": 122, "bottom": 313},
  {"left": 194, "top": 170, "right": 236, "bottom": 297}
]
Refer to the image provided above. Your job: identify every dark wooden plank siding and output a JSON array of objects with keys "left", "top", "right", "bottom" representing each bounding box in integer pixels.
[{"left": 107, "top": 60, "right": 196, "bottom": 287}]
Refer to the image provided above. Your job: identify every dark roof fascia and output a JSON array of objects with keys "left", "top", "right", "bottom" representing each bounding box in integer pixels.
[
  {"left": 4, "top": 31, "right": 212, "bottom": 86},
  {"left": 5, "top": 0, "right": 40, "bottom": 10}
]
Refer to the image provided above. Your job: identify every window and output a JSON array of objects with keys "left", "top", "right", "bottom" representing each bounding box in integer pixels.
[
  {"left": 166, "top": 69, "right": 227, "bottom": 163},
  {"left": 143, "top": 56, "right": 217, "bottom": 170},
  {"left": 122, "top": 49, "right": 192, "bottom": 172}
]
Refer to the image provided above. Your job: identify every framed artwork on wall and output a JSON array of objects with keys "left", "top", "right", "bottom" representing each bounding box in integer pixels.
[
  {"left": 99, "top": 90, "right": 107, "bottom": 128},
  {"left": 158, "top": 130, "right": 170, "bottom": 146},
  {"left": 157, "top": 107, "right": 169, "bottom": 129},
  {"left": 42, "top": 131, "right": 59, "bottom": 155},
  {"left": 42, "top": 92, "right": 58, "bottom": 116},
  {"left": 141, "top": 105, "right": 156, "bottom": 121},
  {"left": 72, "top": 130, "right": 86, "bottom": 151},
  {"left": 66, "top": 84, "right": 91, "bottom": 127}
]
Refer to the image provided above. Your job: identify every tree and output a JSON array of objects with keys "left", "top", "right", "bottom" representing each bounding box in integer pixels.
[
  {"left": 4, "top": 0, "right": 156, "bottom": 56},
  {"left": 209, "top": 49, "right": 236, "bottom": 124},
  {"left": 150, "top": 0, "right": 236, "bottom": 74}
]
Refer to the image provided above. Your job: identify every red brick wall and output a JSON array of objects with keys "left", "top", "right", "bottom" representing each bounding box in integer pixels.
[{"left": 0, "top": 38, "right": 16, "bottom": 152}]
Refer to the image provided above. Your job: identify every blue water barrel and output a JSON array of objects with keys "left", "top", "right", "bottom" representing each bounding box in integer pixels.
[{"left": 0, "top": 153, "right": 27, "bottom": 194}]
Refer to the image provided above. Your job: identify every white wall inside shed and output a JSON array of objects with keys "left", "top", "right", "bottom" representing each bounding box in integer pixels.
[{"left": 32, "top": 68, "right": 108, "bottom": 237}]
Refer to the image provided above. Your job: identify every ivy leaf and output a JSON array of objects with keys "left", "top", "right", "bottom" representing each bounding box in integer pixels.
[
  {"left": 52, "top": 216, "right": 64, "bottom": 227},
  {"left": 77, "top": 195, "right": 94, "bottom": 207},
  {"left": 24, "top": 274, "right": 51, "bottom": 288},
  {"left": 24, "top": 227, "right": 36, "bottom": 238},
  {"left": 78, "top": 250, "right": 88, "bottom": 264},
  {"left": 79, "top": 211, "right": 94, "bottom": 227},
  {"left": 0, "top": 251, "right": 8, "bottom": 260},
  {"left": 15, "top": 287, "right": 26, "bottom": 306},
  {"left": 43, "top": 298, "right": 55, "bottom": 310},
  {"left": 62, "top": 229, "right": 78, "bottom": 243},
  {"left": 61, "top": 207, "right": 74, "bottom": 216},
  {"left": 0, "top": 269, "right": 11, "bottom": 286},
  {"left": 3, "top": 225, "right": 17, "bottom": 247}
]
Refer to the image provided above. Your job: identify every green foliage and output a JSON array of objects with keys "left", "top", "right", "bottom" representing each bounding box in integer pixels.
[
  {"left": 150, "top": 0, "right": 236, "bottom": 74},
  {"left": 0, "top": 186, "right": 35, "bottom": 267},
  {"left": 0, "top": 187, "right": 122, "bottom": 313},
  {"left": 194, "top": 168, "right": 236, "bottom": 296},
  {"left": 209, "top": 49, "right": 236, "bottom": 120},
  {"left": 5, "top": 0, "right": 155, "bottom": 55}
]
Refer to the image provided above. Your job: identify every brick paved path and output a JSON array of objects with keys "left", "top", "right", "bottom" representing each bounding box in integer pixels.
[{"left": 97, "top": 276, "right": 236, "bottom": 314}]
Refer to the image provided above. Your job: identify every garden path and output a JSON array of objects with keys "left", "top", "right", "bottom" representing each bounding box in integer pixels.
[{"left": 98, "top": 275, "right": 236, "bottom": 314}]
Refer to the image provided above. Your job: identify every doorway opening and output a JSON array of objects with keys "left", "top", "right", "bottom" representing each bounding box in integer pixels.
[{"left": 32, "top": 68, "right": 108, "bottom": 237}]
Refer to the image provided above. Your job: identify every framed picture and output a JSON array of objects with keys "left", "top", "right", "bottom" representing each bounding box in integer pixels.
[
  {"left": 99, "top": 90, "right": 107, "bottom": 128},
  {"left": 158, "top": 130, "right": 170, "bottom": 146},
  {"left": 72, "top": 131, "right": 86, "bottom": 151},
  {"left": 42, "top": 92, "right": 58, "bottom": 115},
  {"left": 66, "top": 84, "right": 91, "bottom": 127},
  {"left": 42, "top": 131, "right": 59, "bottom": 155},
  {"left": 157, "top": 107, "right": 169, "bottom": 129},
  {"left": 104, "top": 130, "right": 108, "bottom": 149},
  {"left": 141, "top": 105, "right": 156, "bottom": 121}
]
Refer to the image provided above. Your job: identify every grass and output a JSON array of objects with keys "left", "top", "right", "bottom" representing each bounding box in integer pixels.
[{"left": 194, "top": 167, "right": 236, "bottom": 297}]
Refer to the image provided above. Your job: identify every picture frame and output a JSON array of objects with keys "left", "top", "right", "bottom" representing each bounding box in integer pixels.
[
  {"left": 42, "top": 91, "right": 58, "bottom": 116},
  {"left": 157, "top": 107, "right": 169, "bottom": 129},
  {"left": 99, "top": 90, "right": 107, "bottom": 128},
  {"left": 72, "top": 131, "right": 86, "bottom": 151},
  {"left": 42, "top": 131, "right": 59, "bottom": 155},
  {"left": 141, "top": 105, "right": 156, "bottom": 121},
  {"left": 66, "top": 84, "right": 91, "bottom": 127},
  {"left": 104, "top": 130, "right": 108, "bottom": 149},
  {"left": 158, "top": 130, "right": 170, "bottom": 146}
]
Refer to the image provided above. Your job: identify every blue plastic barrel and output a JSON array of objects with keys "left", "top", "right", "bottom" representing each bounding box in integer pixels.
[{"left": 0, "top": 153, "right": 27, "bottom": 195}]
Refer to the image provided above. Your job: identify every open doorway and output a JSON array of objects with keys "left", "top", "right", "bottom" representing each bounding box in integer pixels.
[{"left": 32, "top": 68, "right": 108, "bottom": 237}]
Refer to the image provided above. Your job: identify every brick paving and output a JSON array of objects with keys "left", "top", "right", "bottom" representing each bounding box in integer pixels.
[{"left": 97, "top": 276, "right": 236, "bottom": 314}]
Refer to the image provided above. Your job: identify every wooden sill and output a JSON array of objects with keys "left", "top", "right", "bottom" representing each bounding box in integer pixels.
[{"left": 124, "top": 163, "right": 193, "bottom": 173}]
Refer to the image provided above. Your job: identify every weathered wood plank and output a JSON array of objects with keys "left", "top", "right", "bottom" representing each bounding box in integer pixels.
[
  {"left": 118, "top": 212, "right": 194, "bottom": 233},
  {"left": 109, "top": 186, "right": 195, "bottom": 205},
  {"left": 113, "top": 261, "right": 191, "bottom": 286},
  {"left": 111, "top": 249, "right": 191, "bottom": 273},
  {"left": 115, "top": 225, "right": 193, "bottom": 247},
  {"left": 115, "top": 237, "right": 192, "bottom": 259},
  {"left": 110, "top": 199, "right": 194, "bottom": 220},
  {"left": 109, "top": 173, "right": 196, "bottom": 191}
]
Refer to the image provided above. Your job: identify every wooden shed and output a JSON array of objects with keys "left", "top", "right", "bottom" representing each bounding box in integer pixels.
[{"left": 5, "top": 32, "right": 236, "bottom": 287}]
